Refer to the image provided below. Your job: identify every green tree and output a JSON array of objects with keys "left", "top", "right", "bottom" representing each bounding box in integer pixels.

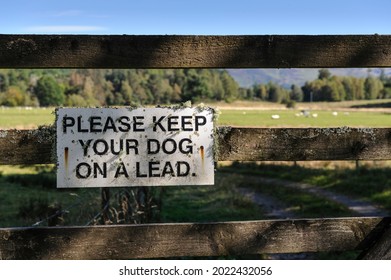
[
  {"left": 364, "top": 76, "right": 383, "bottom": 99},
  {"left": 120, "top": 80, "right": 133, "bottom": 104},
  {"left": 211, "top": 73, "right": 225, "bottom": 101},
  {"left": 182, "top": 70, "right": 211, "bottom": 102},
  {"left": 352, "top": 78, "right": 365, "bottom": 100},
  {"left": 329, "top": 76, "right": 346, "bottom": 101},
  {"left": 65, "top": 94, "right": 88, "bottom": 107},
  {"left": 1, "top": 86, "right": 25, "bottom": 106},
  {"left": 379, "top": 69, "right": 387, "bottom": 83},
  {"left": 320, "top": 84, "right": 333, "bottom": 101},
  {"left": 342, "top": 77, "right": 354, "bottom": 100},
  {"left": 253, "top": 84, "right": 268, "bottom": 100},
  {"left": 0, "top": 72, "right": 9, "bottom": 92},
  {"left": 220, "top": 71, "right": 238, "bottom": 102},
  {"left": 34, "top": 76, "right": 65, "bottom": 106},
  {"left": 7, "top": 70, "right": 18, "bottom": 86},
  {"left": 148, "top": 72, "right": 178, "bottom": 104},
  {"left": 290, "top": 84, "right": 303, "bottom": 102},
  {"left": 268, "top": 82, "right": 284, "bottom": 103},
  {"left": 244, "top": 87, "right": 254, "bottom": 99},
  {"left": 318, "top": 69, "right": 332, "bottom": 80},
  {"left": 81, "top": 76, "right": 100, "bottom": 106}
]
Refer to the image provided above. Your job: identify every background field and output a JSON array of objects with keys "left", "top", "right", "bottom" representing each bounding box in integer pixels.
[
  {"left": 1, "top": 99, "right": 390, "bottom": 129},
  {"left": 0, "top": 107, "right": 54, "bottom": 129},
  {"left": 219, "top": 109, "right": 390, "bottom": 127}
]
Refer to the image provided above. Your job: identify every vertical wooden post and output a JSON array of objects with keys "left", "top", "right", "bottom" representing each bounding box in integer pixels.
[
  {"left": 101, "top": 188, "right": 111, "bottom": 224},
  {"left": 136, "top": 187, "right": 148, "bottom": 223}
]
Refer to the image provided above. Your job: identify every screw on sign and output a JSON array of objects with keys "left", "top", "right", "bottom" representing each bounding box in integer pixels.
[{"left": 56, "top": 107, "right": 215, "bottom": 188}]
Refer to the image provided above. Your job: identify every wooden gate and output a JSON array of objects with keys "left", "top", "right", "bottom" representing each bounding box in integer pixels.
[{"left": 0, "top": 35, "right": 391, "bottom": 259}]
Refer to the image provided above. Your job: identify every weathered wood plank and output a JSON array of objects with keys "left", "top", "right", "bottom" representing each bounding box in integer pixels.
[
  {"left": 1, "top": 35, "right": 391, "bottom": 68},
  {"left": 0, "top": 127, "right": 55, "bottom": 165},
  {"left": 217, "top": 127, "right": 391, "bottom": 161},
  {"left": 1, "top": 127, "right": 390, "bottom": 165},
  {"left": 0, "top": 217, "right": 387, "bottom": 259}
]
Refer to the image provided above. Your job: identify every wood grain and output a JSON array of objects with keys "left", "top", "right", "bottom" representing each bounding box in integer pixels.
[
  {"left": 1, "top": 127, "right": 390, "bottom": 165},
  {"left": 0, "top": 127, "right": 55, "bottom": 165},
  {"left": 0, "top": 217, "right": 386, "bottom": 259},
  {"left": 216, "top": 127, "right": 391, "bottom": 161},
  {"left": 1, "top": 35, "right": 391, "bottom": 68}
]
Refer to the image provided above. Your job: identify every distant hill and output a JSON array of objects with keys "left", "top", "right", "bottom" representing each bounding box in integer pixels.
[{"left": 228, "top": 68, "right": 391, "bottom": 88}]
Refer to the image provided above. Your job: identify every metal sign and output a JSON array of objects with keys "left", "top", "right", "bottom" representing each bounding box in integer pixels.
[{"left": 56, "top": 107, "right": 214, "bottom": 188}]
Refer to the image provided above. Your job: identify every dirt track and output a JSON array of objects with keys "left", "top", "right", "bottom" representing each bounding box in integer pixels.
[{"left": 238, "top": 175, "right": 388, "bottom": 218}]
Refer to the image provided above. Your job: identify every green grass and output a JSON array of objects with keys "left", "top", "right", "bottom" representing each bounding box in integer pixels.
[
  {"left": 0, "top": 107, "right": 55, "bottom": 129},
  {"left": 218, "top": 109, "right": 391, "bottom": 127},
  {"left": 249, "top": 183, "right": 353, "bottom": 218},
  {"left": 0, "top": 165, "right": 263, "bottom": 227},
  {"left": 223, "top": 162, "right": 391, "bottom": 213},
  {"left": 160, "top": 172, "right": 265, "bottom": 223},
  {"left": 220, "top": 166, "right": 353, "bottom": 218},
  {"left": 1, "top": 104, "right": 390, "bottom": 129},
  {"left": 0, "top": 165, "right": 102, "bottom": 227}
]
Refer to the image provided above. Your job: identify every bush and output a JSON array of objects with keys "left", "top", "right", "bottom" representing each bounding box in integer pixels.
[
  {"left": 18, "top": 198, "right": 63, "bottom": 226},
  {"left": 286, "top": 100, "right": 296, "bottom": 109}
]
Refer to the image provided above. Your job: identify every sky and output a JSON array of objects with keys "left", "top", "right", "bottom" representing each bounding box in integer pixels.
[{"left": 0, "top": 0, "right": 390, "bottom": 35}]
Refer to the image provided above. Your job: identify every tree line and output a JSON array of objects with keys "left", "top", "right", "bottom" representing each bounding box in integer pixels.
[
  {"left": 1, "top": 68, "right": 390, "bottom": 107},
  {"left": 0, "top": 69, "right": 239, "bottom": 107},
  {"left": 242, "top": 69, "right": 391, "bottom": 105}
]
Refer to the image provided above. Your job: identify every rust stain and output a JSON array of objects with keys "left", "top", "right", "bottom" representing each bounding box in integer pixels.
[
  {"left": 64, "top": 147, "right": 69, "bottom": 177},
  {"left": 200, "top": 145, "right": 205, "bottom": 162}
]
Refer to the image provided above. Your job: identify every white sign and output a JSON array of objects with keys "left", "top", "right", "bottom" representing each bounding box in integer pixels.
[{"left": 56, "top": 107, "right": 214, "bottom": 188}]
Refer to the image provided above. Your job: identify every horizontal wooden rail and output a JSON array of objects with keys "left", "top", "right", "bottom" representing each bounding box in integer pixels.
[
  {"left": 1, "top": 35, "right": 391, "bottom": 68},
  {"left": 0, "top": 217, "right": 388, "bottom": 260},
  {"left": 0, "top": 127, "right": 56, "bottom": 165},
  {"left": 217, "top": 127, "right": 391, "bottom": 161},
  {"left": 0, "top": 127, "right": 390, "bottom": 165}
]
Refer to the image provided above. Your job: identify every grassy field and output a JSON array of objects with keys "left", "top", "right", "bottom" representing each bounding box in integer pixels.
[
  {"left": 0, "top": 165, "right": 103, "bottom": 227},
  {"left": 160, "top": 172, "right": 264, "bottom": 223},
  {"left": 218, "top": 109, "right": 390, "bottom": 127},
  {"left": 216, "top": 99, "right": 391, "bottom": 127},
  {"left": 1, "top": 101, "right": 391, "bottom": 129},
  {"left": 0, "top": 107, "right": 55, "bottom": 129},
  {"left": 0, "top": 166, "right": 263, "bottom": 227}
]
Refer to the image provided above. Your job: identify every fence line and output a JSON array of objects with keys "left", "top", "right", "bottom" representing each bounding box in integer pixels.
[
  {"left": 1, "top": 34, "right": 391, "bottom": 259},
  {"left": 0, "top": 217, "right": 388, "bottom": 259},
  {"left": 1, "top": 35, "right": 391, "bottom": 68},
  {"left": 1, "top": 127, "right": 390, "bottom": 165}
]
